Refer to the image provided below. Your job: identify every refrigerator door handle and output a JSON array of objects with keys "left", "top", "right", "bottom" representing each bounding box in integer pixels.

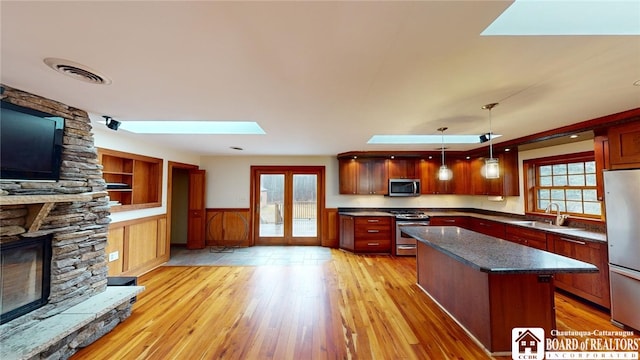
[{"left": 610, "top": 265, "right": 640, "bottom": 281}]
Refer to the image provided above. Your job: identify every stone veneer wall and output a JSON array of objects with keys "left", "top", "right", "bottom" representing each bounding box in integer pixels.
[{"left": 0, "top": 85, "right": 111, "bottom": 339}]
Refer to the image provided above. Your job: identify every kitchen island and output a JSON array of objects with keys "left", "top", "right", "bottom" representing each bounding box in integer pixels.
[{"left": 401, "top": 226, "right": 599, "bottom": 355}]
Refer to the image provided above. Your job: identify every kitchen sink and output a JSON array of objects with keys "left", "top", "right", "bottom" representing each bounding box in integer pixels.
[{"left": 509, "top": 220, "right": 584, "bottom": 231}]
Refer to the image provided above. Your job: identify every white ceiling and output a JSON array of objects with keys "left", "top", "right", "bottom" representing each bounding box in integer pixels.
[{"left": 2, "top": 1, "right": 639, "bottom": 156}]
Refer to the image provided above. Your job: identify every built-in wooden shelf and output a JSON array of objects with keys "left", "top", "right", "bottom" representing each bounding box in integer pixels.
[{"left": 0, "top": 191, "right": 107, "bottom": 233}]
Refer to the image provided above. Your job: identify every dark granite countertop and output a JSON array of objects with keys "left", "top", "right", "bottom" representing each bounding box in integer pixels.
[
  {"left": 424, "top": 211, "right": 607, "bottom": 243},
  {"left": 338, "top": 211, "right": 394, "bottom": 217},
  {"left": 401, "top": 226, "right": 599, "bottom": 275}
]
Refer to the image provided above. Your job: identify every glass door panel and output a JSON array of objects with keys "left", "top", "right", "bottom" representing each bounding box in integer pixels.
[
  {"left": 292, "top": 174, "right": 317, "bottom": 237},
  {"left": 259, "top": 174, "right": 284, "bottom": 237}
]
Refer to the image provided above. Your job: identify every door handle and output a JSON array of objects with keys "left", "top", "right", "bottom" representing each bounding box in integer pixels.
[{"left": 368, "top": 230, "right": 380, "bottom": 233}]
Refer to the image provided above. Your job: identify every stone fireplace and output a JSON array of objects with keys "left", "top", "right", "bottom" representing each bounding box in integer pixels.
[{"left": 0, "top": 85, "right": 142, "bottom": 359}]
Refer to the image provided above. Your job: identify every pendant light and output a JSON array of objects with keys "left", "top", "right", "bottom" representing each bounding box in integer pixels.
[
  {"left": 481, "top": 102, "right": 500, "bottom": 179},
  {"left": 437, "top": 127, "right": 452, "bottom": 181}
]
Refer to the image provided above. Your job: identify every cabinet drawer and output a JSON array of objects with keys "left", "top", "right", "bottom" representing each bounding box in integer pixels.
[
  {"left": 354, "top": 217, "right": 391, "bottom": 226},
  {"left": 430, "top": 216, "right": 468, "bottom": 227},
  {"left": 506, "top": 225, "right": 547, "bottom": 242},
  {"left": 354, "top": 225, "right": 391, "bottom": 239},
  {"left": 355, "top": 239, "right": 391, "bottom": 252}
]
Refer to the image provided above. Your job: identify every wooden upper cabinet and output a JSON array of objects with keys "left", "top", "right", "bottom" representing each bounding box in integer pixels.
[
  {"left": 388, "top": 159, "right": 417, "bottom": 179},
  {"left": 593, "top": 130, "right": 610, "bottom": 201},
  {"left": 468, "top": 151, "right": 519, "bottom": 196},
  {"left": 417, "top": 156, "right": 469, "bottom": 195},
  {"left": 338, "top": 158, "right": 388, "bottom": 195},
  {"left": 359, "top": 158, "right": 388, "bottom": 195},
  {"left": 608, "top": 120, "right": 640, "bottom": 170},
  {"left": 338, "top": 158, "right": 358, "bottom": 194}
]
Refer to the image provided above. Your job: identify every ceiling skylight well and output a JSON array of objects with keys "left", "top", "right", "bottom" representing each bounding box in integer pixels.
[
  {"left": 482, "top": 0, "right": 640, "bottom": 36},
  {"left": 367, "top": 134, "right": 502, "bottom": 145},
  {"left": 118, "top": 121, "right": 266, "bottom": 134}
]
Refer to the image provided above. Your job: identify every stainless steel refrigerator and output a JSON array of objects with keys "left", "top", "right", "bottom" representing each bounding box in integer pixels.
[{"left": 604, "top": 169, "right": 640, "bottom": 330}]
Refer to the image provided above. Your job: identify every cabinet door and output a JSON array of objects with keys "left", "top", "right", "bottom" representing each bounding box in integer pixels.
[
  {"left": 419, "top": 159, "right": 452, "bottom": 194},
  {"left": 450, "top": 158, "right": 469, "bottom": 194},
  {"left": 608, "top": 121, "right": 640, "bottom": 169},
  {"left": 338, "top": 158, "right": 358, "bottom": 194},
  {"left": 550, "top": 235, "right": 610, "bottom": 308},
  {"left": 388, "top": 159, "right": 417, "bottom": 179},
  {"left": 360, "top": 159, "right": 388, "bottom": 195},
  {"left": 187, "top": 169, "right": 206, "bottom": 249},
  {"left": 593, "top": 131, "right": 609, "bottom": 201},
  {"left": 339, "top": 215, "right": 355, "bottom": 251},
  {"left": 469, "top": 152, "right": 519, "bottom": 196}
]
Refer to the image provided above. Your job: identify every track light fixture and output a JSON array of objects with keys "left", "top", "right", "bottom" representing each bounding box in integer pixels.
[{"left": 104, "top": 116, "right": 120, "bottom": 131}]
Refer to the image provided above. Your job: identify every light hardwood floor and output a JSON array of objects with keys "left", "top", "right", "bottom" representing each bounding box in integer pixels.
[{"left": 71, "top": 249, "right": 637, "bottom": 359}]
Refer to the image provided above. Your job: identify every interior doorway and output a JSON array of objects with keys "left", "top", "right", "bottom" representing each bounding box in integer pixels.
[
  {"left": 167, "top": 161, "right": 204, "bottom": 256},
  {"left": 250, "top": 166, "right": 325, "bottom": 246}
]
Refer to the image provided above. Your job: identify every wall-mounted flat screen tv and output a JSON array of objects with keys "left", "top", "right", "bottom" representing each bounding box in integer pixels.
[{"left": 1, "top": 101, "right": 65, "bottom": 181}]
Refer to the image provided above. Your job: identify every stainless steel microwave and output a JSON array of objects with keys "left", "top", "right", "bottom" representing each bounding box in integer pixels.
[{"left": 388, "top": 179, "right": 421, "bottom": 197}]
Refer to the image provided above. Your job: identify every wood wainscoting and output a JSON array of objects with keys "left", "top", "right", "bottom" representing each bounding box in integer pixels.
[
  {"left": 106, "top": 215, "right": 168, "bottom": 277},
  {"left": 205, "top": 208, "right": 339, "bottom": 248}
]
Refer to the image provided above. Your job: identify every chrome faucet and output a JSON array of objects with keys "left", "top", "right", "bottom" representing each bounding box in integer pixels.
[{"left": 544, "top": 203, "right": 568, "bottom": 226}]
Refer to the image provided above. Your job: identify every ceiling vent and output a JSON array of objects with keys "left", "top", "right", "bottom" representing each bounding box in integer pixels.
[{"left": 43, "top": 58, "right": 112, "bottom": 85}]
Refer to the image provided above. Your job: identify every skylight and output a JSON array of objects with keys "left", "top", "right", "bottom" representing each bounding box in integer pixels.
[
  {"left": 118, "top": 121, "right": 266, "bottom": 134},
  {"left": 482, "top": 0, "right": 640, "bottom": 36},
  {"left": 367, "top": 134, "right": 502, "bottom": 145}
]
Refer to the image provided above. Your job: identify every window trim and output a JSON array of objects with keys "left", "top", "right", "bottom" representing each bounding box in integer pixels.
[{"left": 523, "top": 151, "right": 603, "bottom": 222}]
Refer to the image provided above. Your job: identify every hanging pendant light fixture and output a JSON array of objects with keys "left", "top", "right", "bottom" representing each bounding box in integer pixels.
[
  {"left": 481, "top": 103, "right": 500, "bottom": 179},
  {"left": 437, "top": 127, "right": 453, "bottom": 181}
]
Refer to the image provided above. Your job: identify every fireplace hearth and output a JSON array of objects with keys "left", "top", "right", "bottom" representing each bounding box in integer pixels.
[{"left": 0, "top": 235, "right": 52, "bottom": 324}]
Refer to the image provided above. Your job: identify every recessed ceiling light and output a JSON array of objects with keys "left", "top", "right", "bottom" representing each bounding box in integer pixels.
[
  {"left": 505, "top": 148, "right": 511, "bottom": 152},
  {"left": 118, "top": 121, "right": 265, "bottom": 134},
  {"left": 570, "top": 134, "right": 579, "bottom": 139},
  {"left": 367, "top": 134, "right": 502, "bottom": 145},
  {"left": 482, "top": 0, "right": 640, "bottom": 35}
]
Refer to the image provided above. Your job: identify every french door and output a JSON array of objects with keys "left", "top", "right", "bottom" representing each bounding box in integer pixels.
[{"left": 251, "top": 166, "right": 325, "bottom": 245}]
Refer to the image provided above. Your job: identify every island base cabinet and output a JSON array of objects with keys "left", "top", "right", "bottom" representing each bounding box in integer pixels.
[{"left": 417, "top": 241, "right": 555, "bottom": 354}]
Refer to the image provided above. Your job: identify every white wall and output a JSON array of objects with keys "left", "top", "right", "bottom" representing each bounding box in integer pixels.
[{"left": 91, "top": 114, "right": 201, "bottom": 223}]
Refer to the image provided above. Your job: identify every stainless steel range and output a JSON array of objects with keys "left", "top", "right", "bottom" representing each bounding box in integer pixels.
[{"left": 391, "top": 210, "right": 430, "bottom": 256}]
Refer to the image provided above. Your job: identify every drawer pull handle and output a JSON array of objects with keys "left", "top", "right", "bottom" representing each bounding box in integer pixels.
[
  {"left": 443, "top": 219, "right": 455, "bottom": 223},
  {"left": 367, "top": 242, "right": 380, "bottom": 246},
  {"left": 559, "top": 237, "right": 586, "bottom": 245},
  {"left": 367, "top": 230, "right": 380, "bottom": 233},
  {"left": 367, "top": 219, "right": 380, "bottom": 223}
]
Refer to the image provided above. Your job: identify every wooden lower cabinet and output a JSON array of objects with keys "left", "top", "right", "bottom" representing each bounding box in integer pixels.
[
  {"left": 468, "top": 218, "right": 505, "bottom": 239},
  {"left": 206, "top": 209, "right": 251, "bottom": 247},
  {"left": 429, "top": 216, "right": 469, "bottom": 228},
  {"left": 106, "top": 215, "right": 168, "bottom": 276},
  {"left": 340, "top": 215, "right": 392, "bottom": 253},
  {"left": 505, "top": 225, "right": 548, "bottom": 250},
  {"left": 549, "top": 234, "right": 610, "bottom": 308}
]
